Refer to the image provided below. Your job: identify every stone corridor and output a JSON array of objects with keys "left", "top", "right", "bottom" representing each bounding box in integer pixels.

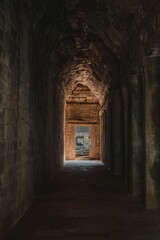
[
  {"left": 1, "top": 0, "right": 160, "bottom": 239},
  {"left": 8, "top": 162, "right": 160, "bottom": 240}
]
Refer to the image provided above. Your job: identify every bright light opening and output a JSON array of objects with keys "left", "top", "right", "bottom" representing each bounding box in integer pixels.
[{"left": 75, "top": 126, "right": 90, "bottom": 159}]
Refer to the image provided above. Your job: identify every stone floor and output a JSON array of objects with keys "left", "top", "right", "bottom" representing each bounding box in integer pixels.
[{"left": 8, "top": 161, "right": 160, "bottom": 240}]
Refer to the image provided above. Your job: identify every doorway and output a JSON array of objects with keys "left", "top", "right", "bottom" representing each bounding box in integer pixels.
[
  {"left": 75, "top": 126, "right": 90, "bottom": 159},
  {"left": 65, "top": 84, "right": 100, "bottom": 161}
]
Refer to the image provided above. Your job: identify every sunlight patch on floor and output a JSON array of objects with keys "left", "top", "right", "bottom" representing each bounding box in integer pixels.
[{"left": 64, "top": 160, "right": 103, "bottom": 167}]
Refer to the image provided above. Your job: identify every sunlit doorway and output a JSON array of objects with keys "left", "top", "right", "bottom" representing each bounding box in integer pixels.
[
  {"left": 65, "top": 84, "right": 100, "bottom": 161},
  {"left": 75, "top": 126, "right": 90, "bottom": 160}
]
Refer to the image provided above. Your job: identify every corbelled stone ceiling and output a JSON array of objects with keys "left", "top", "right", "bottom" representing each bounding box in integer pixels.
[
  {"left": 33, "top": 0, "right": 141, "bottom": 105},
  {"left": 66, "top": 84, "right": 99, "bottom": 104}
]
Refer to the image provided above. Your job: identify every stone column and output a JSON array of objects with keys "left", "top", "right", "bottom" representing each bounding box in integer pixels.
[
  {"left": 103, "top": 110, "right": 107, "bottom": 164},
  {"left": 100, "top": 111, "right": 105, "bottom": 163},
  {"left": 130, "top": 74, "right": 144, "bottom": 196},
  {"left": 144, "top": 47, "right": 160, "bottom": 209},
  {"left": 100, "top": 106, "right": 112, "bottom": 167},
  {"left": 100, "top": 108, "right": 112, "bottom": 166},
  {"left": 105, "top": 105, "right": 112, "bottom": 168},
  {"left": 111, "top": 89, "right": 124, "bottom": 175},
  {"left": 90, "top": 124, "right": 100, "bottom": 160},
  {"left": 65, "top": 124, "right": 75, "bottom": 160},
  {"left": 122, "top": 85, "right": 131, "bottom": 189}
]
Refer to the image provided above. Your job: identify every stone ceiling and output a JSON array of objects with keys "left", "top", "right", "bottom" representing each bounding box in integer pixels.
[
  {"left": 32, "top": 0, "right": 141, "bottom": 106},
  {"left": 66, "top": 84, "right": 99, "bottom": 104}
]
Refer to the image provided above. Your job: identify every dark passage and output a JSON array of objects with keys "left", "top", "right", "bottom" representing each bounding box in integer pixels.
[
  {"left": 8, "top": 163, "right": 160, "bottom": 240},
  {"left": 1, "top": 0, "right": 160, "bottom": 238}
]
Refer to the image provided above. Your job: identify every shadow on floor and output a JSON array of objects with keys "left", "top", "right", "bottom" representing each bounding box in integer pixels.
[{"left": 7, "top": 162, "right": 160, "bottom": 240}]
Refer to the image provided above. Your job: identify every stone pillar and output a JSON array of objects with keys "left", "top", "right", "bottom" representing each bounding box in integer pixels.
[
  {"left": 122, "top": 85, "right": 131, "bottom": 189},
  {"left": 100, "top": 107, "right": 112, "bottom": 167},
  {"left": 111, "top": 89, "right": 124, "bottom": 175},
  {"left": 105, "top": 105, "right": 112, "bottom": 168},
  {"left": 65, "top": 124, "right": 75, "bottom": 160},
  {"left": 103, "top": 110, "right": 107, "bottom": 164},
  {"left": 90, "top": 125, "right": 100, "bottom": 160},
  {"left": 100, "top": 111, "right": 105, "bottom": 163},
  {"left": 130, "top": 74, "right": 144, "bottom": 196},
  {"left": 144, "top": 47, "right": 160, "bottom": 209}
]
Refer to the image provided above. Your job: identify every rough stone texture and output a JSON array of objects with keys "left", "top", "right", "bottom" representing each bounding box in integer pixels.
[
  {"left": 1, "top": 0, "right": 160, "bottom": 238},
  {"left": 100, "top": 108, "right": 112, "bottom": 168},
  {"left": 120, "top": 0, "right": 160, "bottom": 81},
  {"left": 111, "top": 89, "right": 124, "bottom": 175},
  {"left": 66, "top": 103, "right": 99, "bottom": 124},
  {"left": 52, "top": 85, "right": 65, "bottom": 171},
  {"left": 119, "top": 0, "right": 160, "bottom": 207},
  {"left": 144, "top": 55, "right": 160, "bottom": 209},
  {"left": 65, "top": 124, "right": 75, "bottom": 160},
  {"left": 90, "top": 125, "right": 100, "bottom": 160},
  {"left": 130, "top": 74, "right": 144, "bottom": 196},
  {"left": 106, "top": 108, "right": 112, "bottom": 168},
  {"left": 121, "top": 86, "right": 130, "bottom": 190},
  {"left": 0, "top": 1, "right": 46, "bottom": 238}
]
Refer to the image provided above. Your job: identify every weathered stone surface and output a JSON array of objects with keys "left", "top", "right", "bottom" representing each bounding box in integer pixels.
[
  {"left": 0, "top": 1, "right": 46, "bottom": 238},
  {"left": 111, "top": 89, "right": 124, "bottom": 176},
  {"left": 1, "top": 0, "right": 160, "bottom": 238},
  {"left": 130, "top": 74, "right": 144, "bottom": 196},
  {"left": 144, "top": 53, "right": 160, "bottom": 209}
]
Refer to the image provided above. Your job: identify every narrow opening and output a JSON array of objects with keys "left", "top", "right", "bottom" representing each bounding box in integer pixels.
[
  {"left": 75, "top": 126, "right": 90, "bottom": 160},
  {"left": 64, "top": 83, "right": 101, "bottom": 162}
]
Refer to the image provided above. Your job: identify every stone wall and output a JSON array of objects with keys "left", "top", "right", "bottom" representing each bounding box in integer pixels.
[
  {"left": 120, "top": 0, "right": 160, "bottom": 81},
  {"left": 119, "top": 0, "right": 160, "bottom": 207},
  {"left": 46, "top": 82, "right": 65, "bottom": 180},
  {"left": 66, "top": 103, "right": 99, "bottom": 123},
  {"left": 0, "top": 1, "right": 46, "bottom": 238}
]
